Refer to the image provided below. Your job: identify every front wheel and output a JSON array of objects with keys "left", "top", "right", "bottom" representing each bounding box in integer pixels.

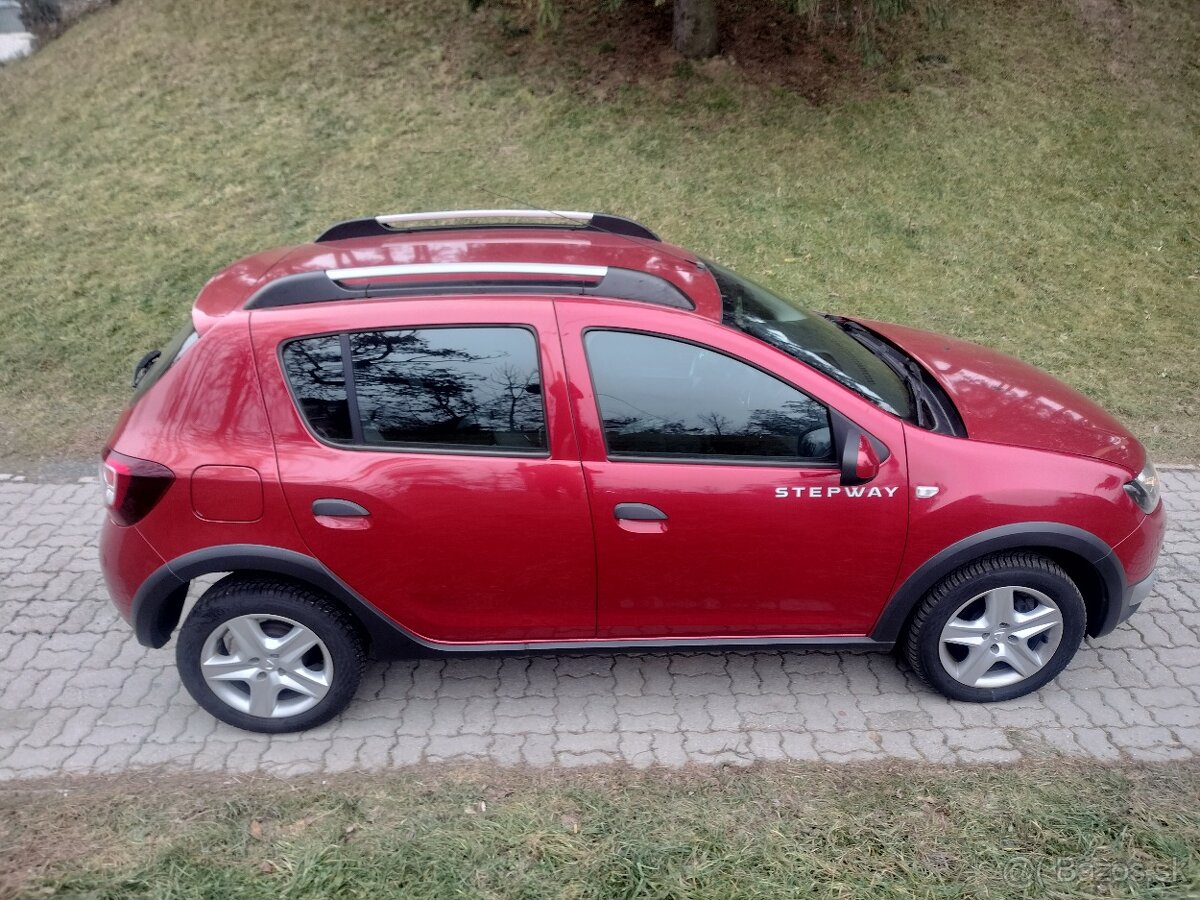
[
  {"left": 176, "top": 577, "right": 366, "bottom": 733},
  {"left": 902, "top": 553, "right": 1086, "bottom": 702}
]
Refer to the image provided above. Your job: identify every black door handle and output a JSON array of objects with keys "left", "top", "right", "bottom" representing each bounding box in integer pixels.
[
  {"left": 614, "top": 502, "right": 668, "bottom": 521},
  {"left": 312, "top": 498, "right": 370, "bottom": 517}
]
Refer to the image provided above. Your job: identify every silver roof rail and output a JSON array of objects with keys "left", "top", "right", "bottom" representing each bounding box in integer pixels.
[
  {"left": 244, "top": 262, "right": 692, "bottom": 311},
  {"left": 315, "top": 209, "right": 660, "bottom": 243},
  {"left": 326, "top": 262, "right": 609, "bottom": 281},
  {"left": 375, "top": 209, "right": 594, "bottom": 226}
]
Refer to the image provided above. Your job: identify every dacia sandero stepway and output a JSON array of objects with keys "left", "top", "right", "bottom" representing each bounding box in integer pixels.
[{"left": 99, "top": 210, "right": 1165, "bottom": 732}]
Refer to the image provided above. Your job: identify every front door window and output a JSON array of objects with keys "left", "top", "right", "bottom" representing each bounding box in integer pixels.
[{"left": 586, "top": 330, "right": 834, "bottom": 464}]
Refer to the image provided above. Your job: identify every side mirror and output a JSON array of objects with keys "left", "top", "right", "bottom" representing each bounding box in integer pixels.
[
  {"left": 839, "top": 429, "right": 882, "bottom": 486},
  {"left": 829, "top": 411, "right": 888, "bottom": 486}
]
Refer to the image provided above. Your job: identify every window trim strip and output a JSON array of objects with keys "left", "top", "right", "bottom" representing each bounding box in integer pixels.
[{"left": 338, "top": 332, "right": 365, "bottom": 445}]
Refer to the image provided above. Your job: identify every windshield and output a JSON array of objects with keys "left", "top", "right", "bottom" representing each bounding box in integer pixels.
[{"left": 708, "top": 261, "right": 914, "bottom": 419}]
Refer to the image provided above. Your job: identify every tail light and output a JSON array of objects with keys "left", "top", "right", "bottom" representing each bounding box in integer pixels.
[{"left": 101, "top": 449, "right": 174, "bottom": 526}]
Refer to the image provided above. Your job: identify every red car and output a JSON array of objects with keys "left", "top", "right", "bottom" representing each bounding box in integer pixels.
[{"left": 99, "top": 210, "right": 1165, "bottom": 733}]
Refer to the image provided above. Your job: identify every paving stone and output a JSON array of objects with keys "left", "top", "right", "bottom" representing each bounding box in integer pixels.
[
  {"left": 877, "top": 731, "right": 923, "bottom": 760},
  {"left": 909, "top": 729, "right": 955, "bottom": 762},
  {"left": 391, "top": 737, "right": 428, "bottom": 766},
  {"left": 521, "top": 733, "right": 556, "bottom": 767},
  {"left": 356, "top": 735, "right": 396, "bottom": 769},
  {"left": 1071, "top": 728, "right": 1122, "bottom": 761},
  {"left": 556, "top": 731, "right": 620, "bottom": 755},
  {"left": 558, "top": 750, "right": 618, "bottom": 767},
  {"left": 955, "top": 747, "right": 1023, "bottom": 764},
  {"left": 490, "top": 734, "right": 525, "bottom": 766},
  {"left": 779, "top": 730, "right": 820, "bottom": 761},
  {"left": 813, "top": 730, "right": 883, "bottom": 760},
  {"left": 1, "top": 471, "right": 1198, "bottom": 777},
  {"left": 651, "top": 731, "right": 689, "bottom": 767},
  {"left": 706, "top": 694, "right": 742, "bottom": 731},
  {"left": 746, "top": 730, "right": 786, "bottom": 761},
  {"left": 1108, "top": 725, "right": 1181, "bottom": 751},
  {"left": 62, "top": 743, "right": 107, "bottom": 772},
  {"left": 426, "top": 734, "right": 492, "bottom": 761},
  {"left": 673, "top": 674, "right": 731, "bottom": 697},
  {"left": 611, "top": 657, "right": 646, "bottom": 697},
  {"left": 618, "top": 712, "right": 681, "bottom": 732},
  {"left": 583, "top": 695, "right": 619, "bottom": 732},
  {"left": 496, "top": 696, "right": 557, "bottom": 718},
  {"left": 461, "top": 697, "right": 499, "bottom": 734},
  {"left": 669, "top": 654, "right": 727, "bottom": 677},
  {"left": 129, "top": 741, "right": 196, "bottom": 769},
  {"left": 495, "top": 713, "right": 557, "bottom": 735}
]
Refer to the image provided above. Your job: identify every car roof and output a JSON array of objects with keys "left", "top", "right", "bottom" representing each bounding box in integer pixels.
[{"left": 192, "top": 215, "right": 724, "bottom": 330}]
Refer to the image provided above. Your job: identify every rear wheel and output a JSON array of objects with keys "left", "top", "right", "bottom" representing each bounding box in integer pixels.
[
  {"left": 903, "top": 553, "right": 1086, "bottom": 702},
  {"left": 176, "top": 577, "right": 365, "bottom": 733}
]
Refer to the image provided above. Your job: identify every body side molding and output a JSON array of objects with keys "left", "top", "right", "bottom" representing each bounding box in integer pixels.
[{"left": 131, "top": 544, "right": 894, "bottom": 656}]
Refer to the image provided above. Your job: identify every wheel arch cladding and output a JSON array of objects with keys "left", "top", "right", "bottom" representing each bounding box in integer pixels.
[
  {"left": 130, "top": 544, "right": 418, "bottom": 655},
  {"left": 869, "top": 522, "right": 1125, "bottom": 643}
]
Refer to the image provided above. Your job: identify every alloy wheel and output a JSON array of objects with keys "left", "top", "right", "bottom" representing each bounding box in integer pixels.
[
  {"left": 199, "top": 614, "right": 333, "bottom": 718},
  {"left": 937, "top": 586, "right": 1064, "bottom": 689}
]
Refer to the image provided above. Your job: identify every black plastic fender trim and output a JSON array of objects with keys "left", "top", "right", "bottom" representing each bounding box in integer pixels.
[
  {"left": 868, "top": 522, "right": 1127, "bottom": 643},
  {"left": 129, "top": 544, "right": 421, "bottom": 655}
]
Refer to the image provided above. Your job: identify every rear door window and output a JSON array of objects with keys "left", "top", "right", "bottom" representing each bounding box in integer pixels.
[{"left": 282, "top": 327, "right": 547, "bottom": 454}]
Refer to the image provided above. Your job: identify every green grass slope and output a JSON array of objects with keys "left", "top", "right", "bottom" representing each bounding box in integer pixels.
[
  {"left": 5, "top": 764, "right": 1200, "bottom": 897},
  {"left": 1, "top": 0, "right": 1197, "bottom": 462}
]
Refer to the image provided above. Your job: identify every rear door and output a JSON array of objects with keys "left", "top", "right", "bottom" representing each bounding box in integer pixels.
[
  {"left": 556, "top": 301, "right": 909, "bottom": 639},
  {"left": 252, "top": 299, "right": 596, "bottom": 645}
]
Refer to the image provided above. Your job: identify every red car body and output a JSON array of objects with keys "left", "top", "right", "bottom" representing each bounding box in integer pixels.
[{"left": 99, "top": 215, "right": 1164, "bottom": 663}]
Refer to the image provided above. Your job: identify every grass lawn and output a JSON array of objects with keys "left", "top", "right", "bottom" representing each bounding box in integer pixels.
[
  {"left": 0, "top": 0, "right": 1197, "bottom": 464},
  {"left": 2, "top": 762, "right": 1199, "bottom": 898}
]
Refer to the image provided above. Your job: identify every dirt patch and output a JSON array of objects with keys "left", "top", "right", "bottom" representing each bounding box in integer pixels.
[
  {"left": 1073, "top": 0, "right": 1137, "bottom": 77},
  {"left": 457, "top": 0, "right": 884, "bottom": 104},
  {"left": 0, "top": 769, "right": 249, "bottom": 896},
  {"left": 1075, "top": 0, "right": 1130, "bottom": 37}
]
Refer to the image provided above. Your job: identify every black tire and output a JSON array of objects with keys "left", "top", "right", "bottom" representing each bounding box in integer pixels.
[
  {"left": 901, "top": 552, "right": 1086, "bottom": 703},
  {"left": 176, "top": 576, "right": 366, "bottom": 733}
]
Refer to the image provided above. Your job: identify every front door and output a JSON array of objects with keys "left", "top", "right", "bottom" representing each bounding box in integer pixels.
[
  {"left": 557, "top": 304, "right": 909, "bottom": 638},
  {"left": 253, "top": 300, "right": 596, "bottom": 645}
]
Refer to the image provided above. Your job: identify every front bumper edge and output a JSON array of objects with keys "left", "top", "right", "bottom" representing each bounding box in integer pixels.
[{"left": 1094, "top": 570, "right": 1155, "bottom": 638}]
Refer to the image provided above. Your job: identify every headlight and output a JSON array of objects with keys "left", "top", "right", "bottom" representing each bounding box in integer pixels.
[{"left": 1124, "top": 460, "right": 1160, "bottom": 514}]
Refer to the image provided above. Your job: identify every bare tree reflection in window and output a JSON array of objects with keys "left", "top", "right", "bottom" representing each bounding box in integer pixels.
[
  {"left": 281, "top": 336, "right": 352, "bottom": 442},
  {"left": 350, "top": 328, "right": 546, "bottom": 450},
  {"left": 588, "top": 331, "right": 833, "bottom": 462}
]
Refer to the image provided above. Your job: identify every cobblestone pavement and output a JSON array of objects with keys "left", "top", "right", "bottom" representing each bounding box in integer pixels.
[{"left": 0, "top": 469, "right": 1197, "bottom": 780}]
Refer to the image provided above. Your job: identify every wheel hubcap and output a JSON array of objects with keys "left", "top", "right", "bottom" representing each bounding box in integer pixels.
[
  {"left": 937, "top": 586, "right": 1063, "bottom": 689},
  {"left": 200, "top": 614, "right": 333, "bottom": 718}
]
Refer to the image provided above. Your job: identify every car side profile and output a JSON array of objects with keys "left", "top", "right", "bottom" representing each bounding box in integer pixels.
[{"left": 99, "top": 210, "right": 1165, "bottom": 733}]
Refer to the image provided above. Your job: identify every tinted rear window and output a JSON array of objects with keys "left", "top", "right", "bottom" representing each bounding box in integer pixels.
[
  {"left": 282, "top": 327, "right": 546, "bottom": 453},
  {"left": 281, "top": 335, "right": 353, "bottom": 443},
  {"left": 132, "top": 320, "right": 199, "bottom": 402}
]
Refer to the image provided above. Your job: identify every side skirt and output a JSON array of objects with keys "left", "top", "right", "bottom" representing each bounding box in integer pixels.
[{"left": 399, "top": 634, "right": 891, "bottom": 659}]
